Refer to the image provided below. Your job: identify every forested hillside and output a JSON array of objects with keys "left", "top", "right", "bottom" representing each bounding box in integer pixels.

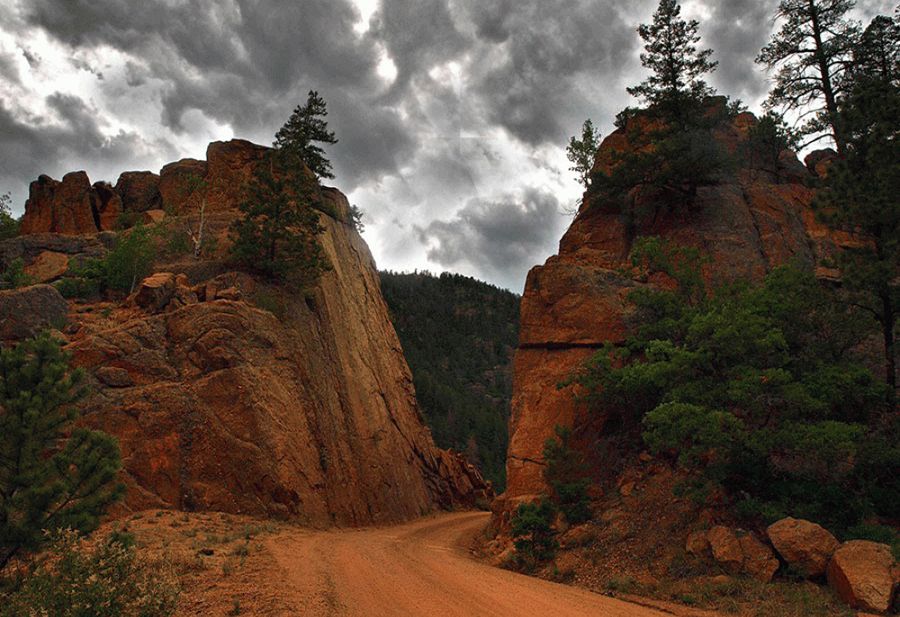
[{"left": 380, "top": 271, "right": 520, "bottom": 490}]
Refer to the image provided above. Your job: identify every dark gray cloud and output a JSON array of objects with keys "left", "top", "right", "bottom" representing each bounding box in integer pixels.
[
  {"left": 416, "top": 187, "right": 567, "bottom": 290},
  {"left": 2, "top": 0, "right": 890, "bottom": 289},
  {"left": 704, "top": 0, "right": 774, "bottom": 104},
  {"left": 464, "top": 0, "right": 645, "bottom": 145},
  {"left": 0, "top": 94, "right": 175, "bottom": 199}
]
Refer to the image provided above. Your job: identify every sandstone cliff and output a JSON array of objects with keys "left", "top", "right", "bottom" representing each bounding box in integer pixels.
[
  {"left": 3, "top": 140, "right": 489, "bottom": 525},
  {"left": 500, "top": 103, "right": 848, "bottom": 513}
]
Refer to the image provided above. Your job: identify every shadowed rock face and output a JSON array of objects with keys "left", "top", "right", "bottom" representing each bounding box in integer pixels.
[
  {"left": 7, "top": 140, "right": 490, "bottom": 525},
  {"left": 499, "top": 106, "right": 849, "bottom": 515}
]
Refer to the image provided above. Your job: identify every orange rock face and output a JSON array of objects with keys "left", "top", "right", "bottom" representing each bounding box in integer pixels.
[
  {"left": 66, "top": 205, "right": 489, "bottom": 524},
  {"left": 8, "top": 139, "right": 490, "bottom": 524},
  {"left": 500, "top": 107, "right": 849, "bottom": 512},
  {"left": 20, "top": 172, "right": 99, "bottom": 235}
]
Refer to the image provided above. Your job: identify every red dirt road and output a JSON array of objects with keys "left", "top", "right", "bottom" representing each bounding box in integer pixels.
[{"left": 265, "top": 511, "right": 676, "bottom": 616}]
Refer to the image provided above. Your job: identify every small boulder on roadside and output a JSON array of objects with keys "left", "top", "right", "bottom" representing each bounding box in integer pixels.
[
  {"left": 685, "top": 530, "right": 711, "bottom": 557},
  {"left": 740, "top": 533, "right": 780, "bottom": 583},
  {"left": 708, "top": 525, "right": 779, "bottom": 582},
  {"left": 709, "top": 526, "right": 744, "bottom": 573},
  {"left": 767, "top": 517, "right": 839, "bottom": 578},
  {"left": 826, "top": 540, "right": 896, "bottom": 613}
]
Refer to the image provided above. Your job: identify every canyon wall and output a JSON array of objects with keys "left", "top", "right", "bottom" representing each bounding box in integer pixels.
[
  {"left": 500, "top": 102, "right": 847, "bottom": 513},
  {"left": 4, "top": 140, "right": 489, "bottom": 525}
]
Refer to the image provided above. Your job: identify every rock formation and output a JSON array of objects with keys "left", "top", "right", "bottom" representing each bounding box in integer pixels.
[
  {"left": 5, "top": 139, "right": 490, "bottom": 525},
  {"left": 500, "top": 101, "right": 850, "bottom": 513},
  {"left": 766, "top": 517, "right": 839, "bottom": 579},
  {"left": 826, "top": 540, "right": 897, "bottom": 613}
]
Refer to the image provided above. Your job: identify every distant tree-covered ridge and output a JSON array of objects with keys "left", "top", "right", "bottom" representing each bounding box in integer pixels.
[{"left": 379, "top": 271, "right": 520, "bottom": 490}]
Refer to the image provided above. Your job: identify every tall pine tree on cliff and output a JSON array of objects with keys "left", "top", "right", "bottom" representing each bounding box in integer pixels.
[
  {"left": 590, "top": 0, "right": 727, "bottom": 223},
  {"left": 627, "top": 0, "right": 718, "bottom": 122},
  {"left": 816, "top": 14, "right": 900, "bottom": 400},
  {"left": 756, "top": 0, "right": 860, "bottom": 152},
  {"left": 230, "top": 91, "right": 334, "bottom": 282},
  {"left": 0, "top": 333, "right": 124, "bottom": 571},
  {"left": 274, "top": 90, "right": 338, "bottom": 180}
]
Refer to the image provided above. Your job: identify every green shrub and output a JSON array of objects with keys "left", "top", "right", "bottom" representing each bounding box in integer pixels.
[
  {"left": 0, "top": 334, "right": 124, "bottom": 571},
  {"left": 0, "top": 258, "right": 34, "bottom": 289},
  {"left": 543, "top": 426, "right": 592, "bottom": 525},
  {"left": 101, "top": 225, "right": 157, "bottom": 292},
  {"left": 64, "top": 225, "right": 157, "bottom": 295},
  {"left": 0, "top": 194, "right": 19, "bottom": 241},
  {"left": 54, "top": 276, "right": 101, "bottom": 300},
  {"left": 575, "top": 238, "right": 890, "bottom": 530},
  {"left": 510, "top": 497, "right": 558, "bottom": 570},
  {"left": 0, "top": 529, "right": 179, "bottom": 617}
]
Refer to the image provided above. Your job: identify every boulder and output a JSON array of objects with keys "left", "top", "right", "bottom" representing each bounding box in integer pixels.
[
  {"left": 142, "top": 209, "right": 166, "bottom": 225},
  {"left": 559, "top": 524, "right": 597, "bottom": 549},
  {"left": 708, "top": 525, "right": 779, "bottom": 582},
  {"left": 686, "top": 530, "right": 711, "bottom": 556},
  {"left": 130, "top": 272, "right": 178, "bottom": 313},
  {"left": 739, "top": 533, "right": 780, "bottom": 583},
  {"left": 0, "top": 284, "right": 68, "bottom": 340},
  {"left": 20, "top": 172, "right": 98, "bottom": 235},
  {"left": 827, "top": 540, "right": 896, "bottom": 613},
  {"left": 95, "top": 366, "right": 134, "bottom": 388},
  {"left": 767, "top": 517, "right": 839, "bottom": 578},
  {"left": 709, "top": 526, "right": 744, "bottom": 573},
  {"left": 114, "top": 171, "right": 161, "bottom": 212},
  {"left": 23, "top": 251, "right": 69, "bottom": 283}
]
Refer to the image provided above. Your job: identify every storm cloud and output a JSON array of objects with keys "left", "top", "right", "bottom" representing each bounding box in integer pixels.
[{"left": 0, "top": 0, "right": 891, "bottom": 290}]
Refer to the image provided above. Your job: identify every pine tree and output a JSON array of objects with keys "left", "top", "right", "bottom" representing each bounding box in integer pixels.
[
  {"left": 756, "top": 0, "right": 860, "bottom": 152},
  {"left": 566, "top": 119, "right": 601, "bottom": 189},
  {"left": 627, "top": 0, "right": 718, "bottom": 119},
  {"left": 543, "top": 426, "right": 591, "bottom": 524},
  {"left": 852, "top": 14, "right": 900, "bottom": 83},
  {"left": 816, "top": 18, "right": 900, "bottom": 400},
  {"left": 229, "top": 157, "right": 327, "bottom": 282},
  {"left": 274, "top": 90, "right": 338, "bottom": 180},
  {"left": 0, "top": 193, "right": 18, "bottom": 241},
  {"left": 0, "top": 333, "right": 124, "bottom": 571}
]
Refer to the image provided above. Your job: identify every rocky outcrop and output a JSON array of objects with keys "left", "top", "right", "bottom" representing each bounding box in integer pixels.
[
  {"left": 115, "top": 171, "right": 161, "bottom": 212},
  {"left": 20, "top": 172, "right": 99, "bottom": 235},
  {"left": 66, "top": 204, "right": 489, "bottom": 523},
  {"left": 767, "top": 517, "right": 839, "bottom": 578},
  {"left": 500, "top": 103, "right": 851, "bottom": 512},
  {"left": 15, "top": 139, "right": 269, "bottom": 235},
  {"left": 0, "top": 285, "right": 68, "bottom": 341},
  {"left": 4, "top": 139, "right": 490, "bottom": 525},
  {"left": 826, "top": 540, "right": 897, "bottom": 613}
]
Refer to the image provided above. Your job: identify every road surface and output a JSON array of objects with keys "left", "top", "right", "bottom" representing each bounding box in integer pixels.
[{"left": 265, "top": 511, "right": 677, "bottom": 616}]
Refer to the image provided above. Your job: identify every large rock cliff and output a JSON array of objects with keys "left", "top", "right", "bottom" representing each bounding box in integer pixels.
[
  {"left": 500, "top": 103, "right": 848, "bottom": 513},
  {"left": 4, "top": 140, "right": 490, "bottom": 525}
]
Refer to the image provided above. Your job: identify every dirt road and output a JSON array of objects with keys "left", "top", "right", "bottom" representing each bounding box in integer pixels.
[{"left": 265, "top": 511, "right": 674, "bottom": 616}]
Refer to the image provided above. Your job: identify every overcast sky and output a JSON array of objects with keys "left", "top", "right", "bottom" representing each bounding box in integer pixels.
[{"left": 0, "top": 0, "right": 893, "bottom": 291}]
